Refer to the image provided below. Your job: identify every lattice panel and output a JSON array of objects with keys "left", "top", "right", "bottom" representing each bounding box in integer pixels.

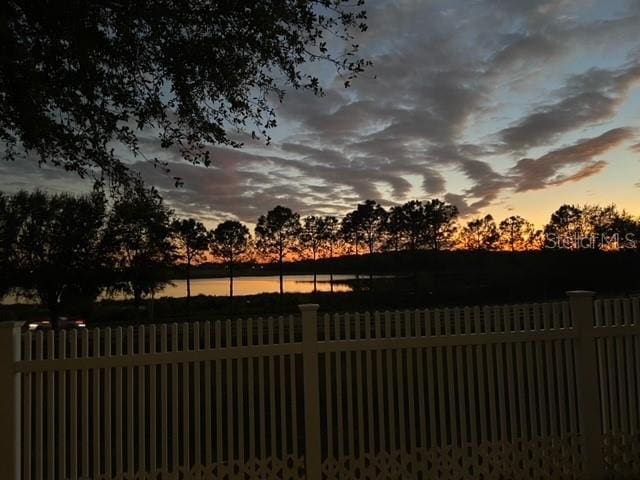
[
  {"left": 321, "top": 436, "right": 583, "bottom": 480},
  {"left": 94, "top": 455, "right": 306, "bottom": 480},
  {"left": 603, "top": 433, "right": 640, "bottom": 479}
]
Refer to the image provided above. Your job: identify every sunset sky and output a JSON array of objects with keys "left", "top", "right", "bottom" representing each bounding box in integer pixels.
[{"left": 2, "top": 0, "right": 639, "bottom": 228}]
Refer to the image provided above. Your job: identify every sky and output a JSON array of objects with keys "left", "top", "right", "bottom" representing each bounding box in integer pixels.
[{"left": 1, "top": 0, "right": 640, "bottom": 228}]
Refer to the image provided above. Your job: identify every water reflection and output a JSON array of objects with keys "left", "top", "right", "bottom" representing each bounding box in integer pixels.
[
  {"left": 160, "top": 274, "right": 354, "bottom": 297},
  {"left": 2, "top": 274, "right": 357, "bottom": 304}
]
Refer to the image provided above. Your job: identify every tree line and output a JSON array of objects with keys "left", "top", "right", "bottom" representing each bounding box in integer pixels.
[{"left": 1, "top": 189, "right": 639, "bottom": 325}]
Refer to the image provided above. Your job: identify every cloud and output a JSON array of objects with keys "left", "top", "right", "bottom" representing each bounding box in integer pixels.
[
  {"left": 5, "top": 0, "right": 640, "bottom": 222},
  {"left": 159, "top": 0, "right": 639, "bottom": 221},
  {"left": 548, "top": 160, "right": 608, "bottom": 187},
  {"left": 498, "top": 64, "right": 640, "bottom": 151},
  {"left": 0, "top": 156, "right": 93, "bottom": 195},
  {"left": 444, "top": 193, "right": 476, "bottom": 217},
  {"left": 489, "top": 33, "right": 566, "bottom": 72},
  {"left": 510, "top": 127, "right": 634, "bottom": 192}
]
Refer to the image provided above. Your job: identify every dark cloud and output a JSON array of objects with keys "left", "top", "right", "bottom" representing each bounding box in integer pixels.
[
  {"left": 490, "top": 34, "right": 566, "bottom": 72},
  {"left": 422, "top": 170, "right": 447, "bottom": 195},
  {"left": 498, "top": 64, "right": 640, "bottom": 151},
  {"left": 548, "top": 160, "right": 608, "bottom": 187},
  {"left": 487, "top": 0, "right": 572, "bottom": 17},
  {"left": 0, "top": 155, "right": 93, "bottom": 195},
  {"left": 444, "top": 193, "right": 475, "bottom": 216},
  {"left": 510, "top": 128, "right": 634, "bottom": 192}
]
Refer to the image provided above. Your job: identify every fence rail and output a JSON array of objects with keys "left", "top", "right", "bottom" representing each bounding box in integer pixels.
[{"left": 1, "top": 291, "right": 639, "bottom": 479}]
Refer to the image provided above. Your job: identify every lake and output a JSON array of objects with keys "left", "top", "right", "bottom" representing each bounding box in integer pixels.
[
  {"left": 2, "top": 274, "right": 359, "bottom": 305},
  {"left": 157, "top": 274, "right": 356, "bottom": 297}
]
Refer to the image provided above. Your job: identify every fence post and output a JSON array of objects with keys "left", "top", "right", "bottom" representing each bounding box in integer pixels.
[
  {"left": 568, "top": 290, "right": 605, "bottom": 479},
  {"left": 300, "top": 304, "right": 322, "bottom": 480},
  {"left": 0, "top": 321, "right": 22, "bottom": 480}
]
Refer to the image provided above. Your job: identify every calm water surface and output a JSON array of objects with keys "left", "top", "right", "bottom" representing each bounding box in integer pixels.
[
  {"left": 3, "top": 274, "right": 357, "bottom": 304},
  {"left": 159, "top": 274, "right": 355, "bottom": 297}
]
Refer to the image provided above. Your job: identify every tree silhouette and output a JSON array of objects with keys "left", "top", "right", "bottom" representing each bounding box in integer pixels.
[
  {"left": 255, "top": 206, "right": 301, "bottom": 296},
  {"left": 102, "top": 189, "right": 174, "bottom": 315},
  {"left": 210, "top": 220, "right": 250, "bottom": 302},
  {"left": 1, "top": 1, "right": 369, "bottom": 189},
  {"left": 341, "top": 210, "right": 363, "bottom": 256},
  {"left": 384, "top": 205, "right": 406, "bottom": 252},
  {"left": 498, "top": 215, "right": 535, "bottom": 251},
  {"left": 321, "top": 216, "right": 341, "bottom": 292},
  {"left": 356, "top": 200, "right": 388, "bottom": 255},
  {"left": 607, "top": 211, "right": 640, "bottom": 250},
  {"left": 8, "top": 190, "right": 106, "bottom": 327},
  {"left": 350, "top": 200, "right": 387, "bottom": 290},
  {"left": 459, "top": 214, "right": 499, "bottom": 250},
  {"left": 300, "top": 216, "right": 334, "bottom": 292},
  {"left": 526, "top": 229, "right": 546, "bottom": 250},
  {"left": 583, "top": 205, "right": 626, "bottom": 250},
  {"left": 424, "top": 199, "right": 458, "bottom": 251},
  {"left": 544, "top": 205, "right": 584, "bottom": 250},
  {"left": 543, "top": 204, "right": 640, "bottom": 251},
  {"left": 171, "top": 218, "right": 209, "bottom": 310},
  {"left": 398, "top": 200, "right": 428, "bottom": 252},
  {"left": 0, "top": 192, "right": 16, "bottom": 300}
]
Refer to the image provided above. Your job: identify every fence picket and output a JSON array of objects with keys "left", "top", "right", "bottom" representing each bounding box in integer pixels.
[
  {"left": 104, "top": 327, "right": 113, "bottom": 478},
  {"left": 405, "top": 311, "right": 417, "bottom": 454},
  {"left": 476, "top": 341, "right": 488, "bottom": 445},
  {"left": 194, "top": 322, "right": 202, "bottom": 469},
  {"left": 635, "top": 334, "right": 640, "bottom": 434},
  {"left": 374, "top": 311, "right": 386, "bottom": 452},
  {"left": 384, "top": 312, "right": 397, "bottom": 452},
  {"left": 543, "top": 305, "right": 559, "bottom": 438},
  {"left": 414, "top": 313, "right": 427, "bottom": 449},
  {"left": 160, "top": 325, "right": 169, "bottom": 476},
  {"left": 182, "top": 323, "right": 191, "bottom": 470},
  {"left": 92, "top": 328, "right": 101, "bottom": 478},
  {"left": 335, "top": 313, "right": 345, "bottom": 460},
  {"left": 203, "top": 321, "right": 212, "bottom": 466},
  {"left": 485, "top": 326, "right": 498, "bottom": 442},
  {"left": 46, "top": 330, "right": 56, "bottom": 480},
  {"left": 171, "top": 323, "right": 179, "bottom": 472},
  {"left": 625, "top": 330, "right": 637, "bottom": 433},
  {"left": 256, "top": 318, "right": 265, "bottom": 463},
  {"left": 126, "top": 327, "right": 134, "bottom": 478},
  {"left": 149, "top": 325, "right": 157, "bottom": 475},
  {"left": 456, "top": 310, "right": 468, "bottom": 449},
  {"left": 23, "top": 331, "right": 32, "bottom": 480},
  {"left": 355, "top": 313, "right": 366, "bottom": 459},
  {"left": 278, "top": 317, "right": 286, "bottom": 465},
  {"left": 267, "top": 318, "right": 275, "bottom": 461},
  {"left": 324, "top": 314, "right": 334, "bottom": 459},
  {"left": 435, "top": 309, "right": 447, "bottom": 446},
  {"left": 247, "top": 318, "right": 256, "bottom": 462},
  {"left": 364, "top": 312, "right": 375, "bottom": 454},
  {"left": 289, "top": 315, "right": 299, "bottom": 458},
  {"left": 35, "top": 331, "right": 43, "bottom": 480},
  {"left": 137, "top": 325, "right": 146, "bottom": 475},
  {"left": 345, "top": 313, "right": 355, "bottom": 459},
  {"left": 114, "top": 328, "right": 123, "bottom": 478}
]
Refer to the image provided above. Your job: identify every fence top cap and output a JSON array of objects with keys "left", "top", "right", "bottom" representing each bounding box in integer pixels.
[
  {"left": 566, "top": 290, "right": 596, "bottom": 297},
  {"left": 299, "top": 304, "right": 320, "bottom": 311}
]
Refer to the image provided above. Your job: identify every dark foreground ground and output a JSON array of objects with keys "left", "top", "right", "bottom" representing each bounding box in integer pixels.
[{"left": 3, "top": 250, "right": 640, "bottom": 326}]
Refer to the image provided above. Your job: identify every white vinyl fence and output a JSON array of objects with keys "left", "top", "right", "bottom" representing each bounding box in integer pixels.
[{"left": 0, "top": 291, "right": 639, "bottom": 479}]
